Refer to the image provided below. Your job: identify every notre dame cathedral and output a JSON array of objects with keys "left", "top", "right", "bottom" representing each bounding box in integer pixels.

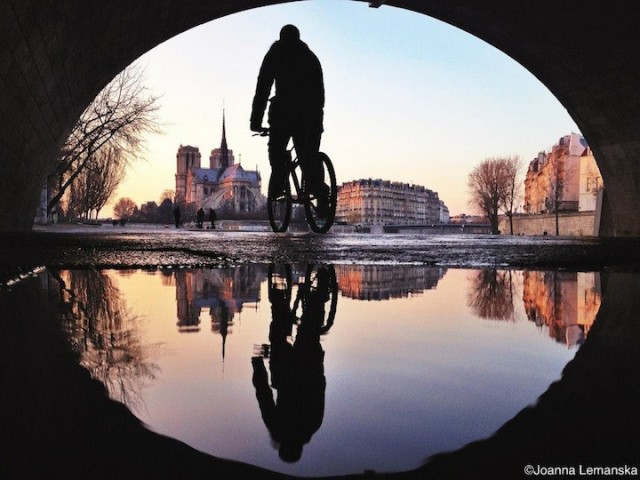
[{"left": 175, "top": 111, "right": 266, "bottom": 213}]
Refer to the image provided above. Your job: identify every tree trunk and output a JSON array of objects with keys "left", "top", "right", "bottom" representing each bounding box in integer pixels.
[{"left": 490, "top": 214, "right": 500, "bottom": 235}]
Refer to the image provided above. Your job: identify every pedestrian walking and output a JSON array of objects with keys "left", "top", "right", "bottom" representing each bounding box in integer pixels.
[
  {"left": 197, "top": 207, "right": 205, "bottom": 229},
  {"left": 209, "top": 208, "right": 217, "bottom": 229},
  {"left": 173, "top": 206, "right": 181, "bottom": 228}
]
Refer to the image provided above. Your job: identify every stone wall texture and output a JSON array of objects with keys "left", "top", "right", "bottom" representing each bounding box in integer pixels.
[{"left": 502, "top": 212, "right": 596, "bottom": 237}]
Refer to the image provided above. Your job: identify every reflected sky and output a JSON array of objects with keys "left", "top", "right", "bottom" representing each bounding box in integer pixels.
[{"left": 49, "top": 265, "right": 597, "bottom": 477}]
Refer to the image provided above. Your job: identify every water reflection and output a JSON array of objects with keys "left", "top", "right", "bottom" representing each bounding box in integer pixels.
[
  {"left": 252, "top": 264, "right": 338, "bottom": 462},
  {"left": 4, "top": 262, "right": 629, "bottom": 478},
  {"left": 51, "top": 269, "right": 159, "bottom": 409},
  {"left": 467, "top": 270, "right": 517, "bottom": 321},
  {"left": 334, "top": 264, "right": 446, "bottom": 300},
  {"left": 523, "top": 271, "right": 601, "bottom": 347},
  {"left": 175, "top": 265, "right": 265, "bottom": 359}
]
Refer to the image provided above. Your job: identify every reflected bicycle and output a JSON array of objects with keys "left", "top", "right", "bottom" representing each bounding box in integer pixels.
[{"left": 257, "top": 263, "right": 338, "bottom": 359}]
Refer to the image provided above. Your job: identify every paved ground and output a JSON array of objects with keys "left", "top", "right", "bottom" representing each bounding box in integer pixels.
[{"left": 2, "top": 224, "right": 640, "bottom": 278}]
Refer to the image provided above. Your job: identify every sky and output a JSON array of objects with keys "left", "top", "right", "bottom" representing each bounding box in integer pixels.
[{"left": 111, "top": 0, "right": 580, "bottom": 217}]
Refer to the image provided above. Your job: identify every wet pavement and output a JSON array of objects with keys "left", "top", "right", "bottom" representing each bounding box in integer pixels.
[{"left": 2, "top": 224, "right": 640, "bottom": 282}]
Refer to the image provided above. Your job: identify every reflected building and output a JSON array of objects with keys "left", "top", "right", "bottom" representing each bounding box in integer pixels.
[
  {"left": 522, "top": 271, "right": 601, "bottom": 347},
  {"left": 334, "top": 265, "right": 446, "bottom": 300},
  {"left": 175, "top": 266, "right": 266, "bottom": 354}
]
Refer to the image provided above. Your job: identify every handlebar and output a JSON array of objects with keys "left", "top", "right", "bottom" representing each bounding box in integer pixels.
[{"left": 252, "top": 128, "right": 269, "bottom": 137}]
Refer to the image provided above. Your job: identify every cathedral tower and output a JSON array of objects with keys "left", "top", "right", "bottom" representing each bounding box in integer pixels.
[
  {"left": 210, "top": 110, "right": 235, "bottom": 169},
  {"left": 175, "top": 145, "right": 201, "bottom": 203}
]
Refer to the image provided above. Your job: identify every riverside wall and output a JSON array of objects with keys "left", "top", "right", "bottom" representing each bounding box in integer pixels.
[{"left": 501, "top": 212, "right": 596, "bottom": 236}]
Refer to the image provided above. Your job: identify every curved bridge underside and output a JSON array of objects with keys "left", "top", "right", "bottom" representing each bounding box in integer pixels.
[{"left": 1, "top": 0, "right": 639, "bottom": 233}]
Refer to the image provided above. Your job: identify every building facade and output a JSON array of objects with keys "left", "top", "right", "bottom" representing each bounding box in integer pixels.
[
  {"left": 175, "top": 112, "right": 266, "bottom": 213},
  {"left": 335, "top": 265, "right": 446, "bottom": 300},
  {"left": 524, "top": 133, "right": 602, "bottom": 214},
  {"left": 522, "top": 270, "right": 600, "bottom": 347},
  {"left": 335, "top": 178, "right": 448, "bottom": 226}
]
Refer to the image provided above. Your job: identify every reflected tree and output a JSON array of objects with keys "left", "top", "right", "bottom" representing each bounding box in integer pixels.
[
  {"left": 467, "top": 269, "right": 515, "bottom": 321},
  {"left": 51, "top": 269, "right": 159, "bottom": 411}
]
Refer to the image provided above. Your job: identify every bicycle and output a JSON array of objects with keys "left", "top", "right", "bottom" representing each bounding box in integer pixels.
[
  {"left": 255, "top": 130, "right": 337, "bottom": 233},
  {"left": 255, "top": 263, "right": 338, "bottom": 358}
]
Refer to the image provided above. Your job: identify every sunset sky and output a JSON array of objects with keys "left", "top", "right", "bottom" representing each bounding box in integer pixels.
[{"left": 112, "top": 0, "right": 580, "bottom": 216}]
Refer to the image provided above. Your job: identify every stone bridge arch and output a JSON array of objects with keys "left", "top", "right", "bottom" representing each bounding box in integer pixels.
[{"left": 2, "top": 1, "right": 639, "bottom": 234}]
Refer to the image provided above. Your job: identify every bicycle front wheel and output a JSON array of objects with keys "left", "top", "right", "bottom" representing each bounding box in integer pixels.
[
  {"left": 304, "top": 152, "right": 337, "bottom": 233},
  {"left": 267, "top": 173, "right": 292, "bottom": 233}
]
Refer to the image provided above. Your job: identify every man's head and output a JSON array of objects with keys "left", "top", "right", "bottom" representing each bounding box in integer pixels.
[{"left": 279, "top": 24, "right": 300, "bottom": 43}]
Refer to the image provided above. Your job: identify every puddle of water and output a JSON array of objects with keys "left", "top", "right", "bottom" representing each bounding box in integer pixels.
[{"left": 38, "top": 265, "right": 599, "bottom": 476}]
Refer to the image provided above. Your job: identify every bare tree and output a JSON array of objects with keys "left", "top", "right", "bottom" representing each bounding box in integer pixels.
[
  {"left": 48, "top": 65, "right": 160, "bottom": 216},
  {"left": 500, "top": 156, "right": 523, "bottom": 235},
  {"left": 467, "top": 157, "right": 516, "bottom": 234},
  {"left": 544, "top": 155, "right": 577, "bottom": 235},
  {"left": 160, "top": 189, "right": 175, "bottom": 204},
  {"left": 113, "top": 197, "right": 138, "bottom": 220},
  {"left": 66, "top": 148, "right": 125, "bottom": 220}
]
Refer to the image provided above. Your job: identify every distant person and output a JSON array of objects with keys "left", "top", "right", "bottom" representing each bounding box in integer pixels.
[
  {"left": 209, "top": 207, "right": 217, "bottom": 229},
  {"left": 196, "top": 207, "right": 205, "bottom": 229},
  {"left": 250, "top": 24, "right": 328, "bottom": 215},
  {"left": 173, "top": 206, "right": 181, "bottom": 228}
]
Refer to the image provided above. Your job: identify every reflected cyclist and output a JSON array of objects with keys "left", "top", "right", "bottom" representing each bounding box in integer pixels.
[{"left": 251, "top": 264, "right": 336, "bottom": 462}]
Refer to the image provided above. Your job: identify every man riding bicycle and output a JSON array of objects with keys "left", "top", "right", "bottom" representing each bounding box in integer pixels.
[{"left": 250, "top": 24, "right": 329, "bottom": 216}]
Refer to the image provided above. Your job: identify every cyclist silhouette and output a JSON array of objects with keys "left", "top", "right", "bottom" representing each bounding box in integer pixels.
[
  {"left": 250, "top": 25, "right": 328, "bottom": 214},
  {"left": 251, "top": 265, "right": 336, "bottom": 462}
]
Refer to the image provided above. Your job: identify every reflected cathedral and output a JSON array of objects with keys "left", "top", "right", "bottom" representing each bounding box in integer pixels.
[{"left": 175, "top": 266, "right": 267, "bottom": 356}]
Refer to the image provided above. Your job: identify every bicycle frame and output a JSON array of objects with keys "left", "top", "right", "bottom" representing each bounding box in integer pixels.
[
  {"left": 255, "top": 129, "right": 336, "bottom": 233},
  {"left": 284, "top": 141, "right": 309, "bottom": 205},
  {"left": 254, "top": 130, "right": 308, "bottom": 203}
]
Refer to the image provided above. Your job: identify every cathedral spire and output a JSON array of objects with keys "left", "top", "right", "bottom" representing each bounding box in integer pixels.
[{"left": 220, "top": 109, "right": 229, "bottom": 168}]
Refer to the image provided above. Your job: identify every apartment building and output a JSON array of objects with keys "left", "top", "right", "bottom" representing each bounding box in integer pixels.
[
  {"left": 335, "top": 178, "right": 447, "bottom": 226},
  {"left": 524, "top": 133, "right": 602, "bottom": 214}
]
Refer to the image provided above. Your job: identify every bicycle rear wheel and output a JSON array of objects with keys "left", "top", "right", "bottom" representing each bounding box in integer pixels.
[
  {"left": 304, "top": 152, "right": 337, "bottom": 233},
  {"left": 267, "top": 173, "right": 292, "bottom": 232}
]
